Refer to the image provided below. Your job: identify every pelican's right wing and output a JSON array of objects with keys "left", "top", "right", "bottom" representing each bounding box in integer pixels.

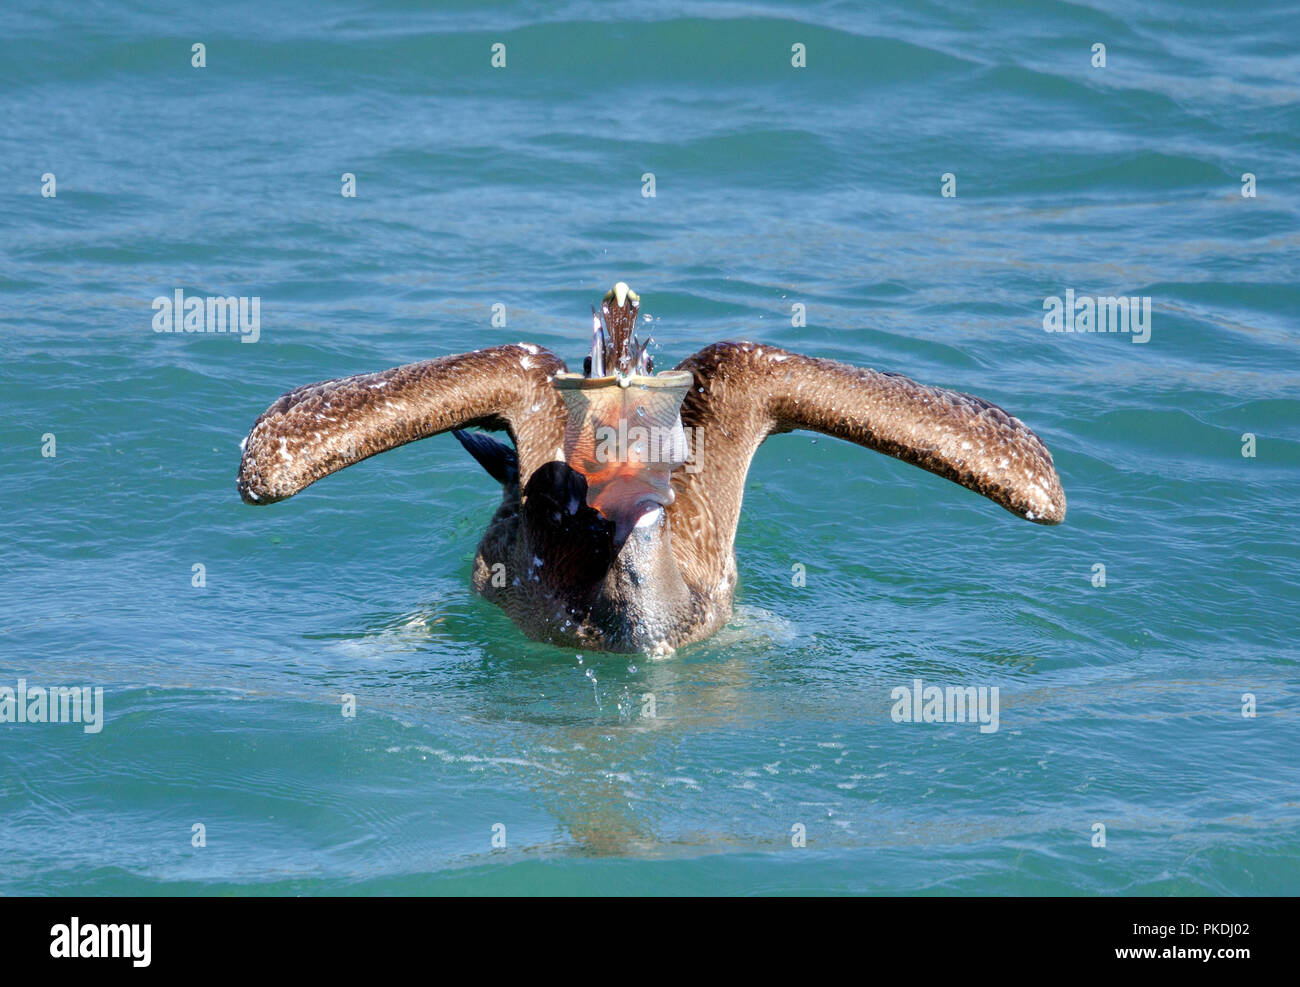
[
  {"left": 669, "top": 342, "right": 1066, "bottom": 583},
  {"left": 237, "top": 344, "right": 567, "bottom": 504}
]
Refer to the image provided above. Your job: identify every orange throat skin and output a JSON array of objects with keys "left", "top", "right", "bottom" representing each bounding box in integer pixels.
[{"left": 554, "top": 370, "right": 692, "bottom": 545}]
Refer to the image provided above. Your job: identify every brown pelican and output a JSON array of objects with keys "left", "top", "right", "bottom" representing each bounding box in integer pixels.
[{"left": 237, "top": 283, "right": 1066, "bottom": 653}]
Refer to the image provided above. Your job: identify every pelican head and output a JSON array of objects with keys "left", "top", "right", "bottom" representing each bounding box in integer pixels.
[{"left": 584, "top": 281, "right": 654, "bottom": 379}]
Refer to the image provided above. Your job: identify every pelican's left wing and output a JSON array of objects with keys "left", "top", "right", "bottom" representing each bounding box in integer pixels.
[
  {"left": 237, "top": 344, "right": 567, "bottom": 504},
  {"left": 669, "top": 342, "right": 1066, "bottom": 584}
]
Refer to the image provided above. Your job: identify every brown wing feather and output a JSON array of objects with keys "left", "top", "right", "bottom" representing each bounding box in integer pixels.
[
  {"left": 237, "top": 344, "right": 567, "bottom": 504},
  {"left": 670, "top": 342, "right": 1066, "bottom": 583}
]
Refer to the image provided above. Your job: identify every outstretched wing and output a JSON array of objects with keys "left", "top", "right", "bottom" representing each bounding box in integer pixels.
[
  {"left": 237, "top": 344, "right": 567, "bottom": 504},
  {"left": 669, "top": 342, "right": 1066, "bottom": 582}
]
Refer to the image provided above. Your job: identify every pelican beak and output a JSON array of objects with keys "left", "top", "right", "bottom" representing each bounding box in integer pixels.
[
  {"left": 585, "top": 281, "right": 654, "bottom": 379},
  {"left": 586, "top": 309, "right": 606, "bottom": 378}
]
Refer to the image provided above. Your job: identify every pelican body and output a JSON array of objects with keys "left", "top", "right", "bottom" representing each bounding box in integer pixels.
[{"left": 237, "top": 283, "right": 1066, "bottom": 653}]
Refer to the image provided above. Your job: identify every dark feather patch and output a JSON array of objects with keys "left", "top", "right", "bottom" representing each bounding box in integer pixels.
[{"left": 453, "top": 429, "right": 518, "bottom": 486}]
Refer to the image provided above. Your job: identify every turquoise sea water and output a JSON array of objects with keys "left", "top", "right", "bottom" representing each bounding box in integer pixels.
[{"left": 1, "top": 1, "right": 1298, "bottom": 895}]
